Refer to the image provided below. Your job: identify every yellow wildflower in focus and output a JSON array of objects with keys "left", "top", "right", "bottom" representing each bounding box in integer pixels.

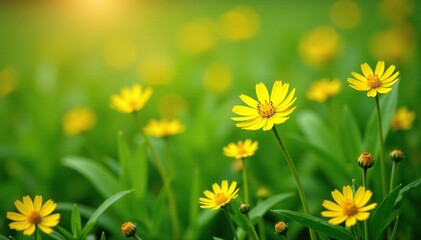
[
  {"left": 177, "top": 18, "right": 217, "bottom": 55},
  {"left": 7, "top": 195, "right": 60, "bottom": 236},
  {"left": 103, "top": 37, "right": 138, "bottom": 70},
  {"left": 143, "top": 119, "right": 185, "bottom": 138},
  {"left": 330, "top": 0, "right": 361, "bottom": 29},
  {"left": 391, "top": 107, "right": 416, "bottom": 131},
  {"left": 62, "top": 107, "right": 96, "bottom": 136},
  {"left": 232, "top": 81, "right": 296, "bottom": 131},
  {"left": 223, "top": 139, "right": 258, "bottom": 159},
  {"left": 0, "top": 67, "right": 18, "bottom": 96},
  {"left": 321, "top": 186, "right": 377, "bottom": 227},
  {"left": 218, "top": 5, "right": 260, "bottom": 42},
  {"left": 203, "top": 63, "right": 232, "bottom": 94},
  {"left": 110, "top": 84, "right": 152, "bottom": 114},
  {"left": 306, "top": 78, "right": 341, "bottom": 103},
  {"left": 137, "top": 53, "right": 175, "bottom": 85},
  {"left": 347, "top": 61, "right": 399, "bottom": 97},
  {"left": 298, "top": 26, "right": 342, "bottom": 68},
  {"left": 370, "top": 23, "right": 416, "bottom": 63},
  {"left": 199, "top": 180, "right": 239, "bottom": 210}
]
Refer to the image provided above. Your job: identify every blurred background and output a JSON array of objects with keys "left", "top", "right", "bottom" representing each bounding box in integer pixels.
[{"left": 0, "top": 0, "right": 420, "bottom": 239}]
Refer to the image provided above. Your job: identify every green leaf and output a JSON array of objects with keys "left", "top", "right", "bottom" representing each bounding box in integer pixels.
[
  {"left": 187, "top": 168, "right": 201, "bottom": 238},
  {"left": 369, "top": 184, "right": 401, "bottom": 240},
  {"left": 62, "top": 156, "right": 119, "bottom": 198},
  {"left": 272, "top": 209, "right": 355, "bottom": 240},
  {"left": 100, "top": 232, "right": 107, "bottom": 240},
  {"left": 55, "top": 226, "right": 73, "bottom": 240},
  {"left": 395, "top": 178, "right": 421, "bottom": 205},
  {"left": 341, "top": 106, "right": 363, "bottom": 160},
  {"left": 0, "top": 237, "right": 9, "bottom": 240},
  {"left": 249, "top": 192, "right": 294, "bottom": 222},
  {"left": 71, "top": 204, "right": 82, "bottom": 237}
]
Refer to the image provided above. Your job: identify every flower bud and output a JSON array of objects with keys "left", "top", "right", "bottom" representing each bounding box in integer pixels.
[
  {"left": 390, "top": 149, "right": 404, "bottom": 163},
  {"left": 357, "top": 152, "right": 375, "bottom": 169},
  {"left": 274, "top": 221, "right": 288, "bottom": 235},
  {"left": 239, "top": 202, "right": 250, "bottom": 214},
  {"left": 121, "top": 221, "right": 137, "bottom": 237}
]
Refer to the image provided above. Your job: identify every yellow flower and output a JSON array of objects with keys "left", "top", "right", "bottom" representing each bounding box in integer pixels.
[
  {"left": 143, "top": 119, "right": 185, "bottom": 138},
  {"left": 223, "top": 139, "right": 258, "bottom": 159},
  {"left": 321, "top": 186, "right": 377, "bottom": 227},
  {"left": 110, "top": 84, "right": 152, "bottom": 114},
  {"left": 306, "top": 78, "right": 342, "bottom": 103},
  {"left": 62, "top": 107, "right": 96, "bottom": 136},
  {"left": 347, "top": 61, "right": 399, "bottom": 97},
  {"left": 199, "top": 180, "right": 239, "bottom": 210},
  {"left": 232, "top": 81, "right": 296, "bottom": 131},
  {"left": 391, "top": 107, "right": 416, "bottom": 131},
  {"left": 7, "top": 195, "right": 60, "bottom": 236}
]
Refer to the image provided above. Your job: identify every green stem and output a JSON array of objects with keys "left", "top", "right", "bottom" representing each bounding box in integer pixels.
[
  {"left": 362, "top": 168, "right": 368, "bottom": 240},
  {"left": 245, "top": 213, "right": 260, "bottom": 240},
  {"left": 272, "top": 127, "right": 316, "bottom": 240},
  {"left": 284, "top": 234, "right": 291, "bottom": 240},
  {"left": 390, "top": 216, "right": 400, "bottom": 240},
  {"left": 241, "top": 157, "right": 250, "bottom": 203},
  {"left": 145, "top": 136, "right": 180, "bottom": 240},
  {"left": 352, "top": 226, "right": 359, "bottom": 240},
  {"left": 374, "top": 96, "right": 387, "bottom": 198},
  {"left": 389, "top": 161, "right": 397, "bottom": 193},
  {"left": 257, "top": 217, "right": 266, "bottom": 240},
  {"left": 223, "top": 207, "right": 240, "bottom": 240},
  {"left": 133, "top": 234, "right": 143, "bottom": 240}
]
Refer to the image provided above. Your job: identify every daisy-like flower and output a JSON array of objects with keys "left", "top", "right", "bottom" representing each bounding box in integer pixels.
[
  {"left": 306, "top": 78, "right": 342, "bottom": 103},
  {"left": 321, "top": 186, "right": 377, "bottom": 227},
  {"left": 232, "top": 81, "right": 296, "bottom": 131},
  {"left": 110, "top": 84, "right": 153, "bottom": 114},
  {"left": 199, "top": 180, "right": 239, "bottom": 210},
  {"left": 391, "top": 107, "right": 416, "bottom": 131},
  {"left": 143, "top": 119, "right": 185, "bottom": 138},
  {"left": 223, "top": 139, "right": 258, "bottom": 159},
  {"left": 347, "top": 60, "right": 399, "bottom": 97},
  {"left": 7, "top": 195, "right": 60, "bottom": 235}
]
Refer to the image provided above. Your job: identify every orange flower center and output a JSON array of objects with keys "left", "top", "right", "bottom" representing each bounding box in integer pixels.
[
  {"left": 129, "top": 100, "right": 139, "bottom": 109},
  {"left": 236, "top": 143, "right": 247, "bottom": 156},
  {"left": 28, "top": 211, "right": 42, "bottom": 224},
  {"left": 367, "top": 75, "right": 381, "bottom": 88},
  {"left": 257, "top": 101, "right": 275, "bottom": 118},
  {"left": 342, "top": 201, "right": 358, "bottom": 216},
  {"left": 215, "top": 193, "right": 228, "bottom": 206}
]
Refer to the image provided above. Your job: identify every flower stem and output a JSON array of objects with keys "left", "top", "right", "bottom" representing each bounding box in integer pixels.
[
  {"left": 223, "top": 207, "right": 240, "bottom": 240},
  {"left": 284, "top": 233, "right": 291, "bottom": 240},
  {"left": 133, "top": 234, "right": 143, "bottom": 240},
  {"left": 389, "top": 161, "right": 397, "bottom": 193},
  {"left": 362, "top": 168, "right": 368, "bottom": 240},
  {"left": 245, "top": 213, "right": 260, "bottom": 240},
  {"left": 241, "top": 157, "right": 250, "bottom": 203},
  {"left": 390, "top": 216, "right": 400, "bottom": 240},
  {"left": 374, "top": 96, "right": 387, "bottom": 198},
  {"left": 272, "top": 127, "right": 316, "bottom": 240},
  {"left": 257, "top": 217, "right": 266, "bottom": 240}
]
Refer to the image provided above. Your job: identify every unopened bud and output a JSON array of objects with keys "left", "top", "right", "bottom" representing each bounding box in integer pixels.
[
  {"left": 357, "top": 152, "right": 375, "bottom": 169},
  {"left": 274, "top": 221, "right": 288, "bottom": 235},
  {"left": 239, "top": 202, "right": 250, "bottom": 214},
  {"left": 390, "top": 149, "right": 404, "bottom": 163},
  {"left": 121, "top": 221, "right": 137, "bottom": 237}
]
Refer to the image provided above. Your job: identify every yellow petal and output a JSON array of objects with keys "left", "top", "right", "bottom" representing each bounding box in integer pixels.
[
  {"left": 23, "top": 224, "right": 36, "bottom": 236},
  {"left": 382, "top": 79, "right": 398, "bottom": 88},
  {"left": 212, "top": 183, "right": 222, "bottom": 193},
  {"left": 221, "top": 180, "right": 228, "bottom": 193},
  {"left": 328, "top": 215, "right": 347, "bottom": 225},
  {"left": 354, "top": 212, "right": 370, "bottom": 221},
  {"left": 367, "top": 89, "right": 377, "bottom": 97},
  {"left": 375, "top": 61, "right": 385, "bottom": 77},
  {"left": 351, "top": 72, "right": 367, "bottom": 82},
  {"left": 6, "top": 212, "right": 27, "bottom": 221},
  {"left": 240, "top": 94, "right": 258, "bottom": 108},
  {"left": 203, "top": 190, "right": 215, "bottom": 199},
  {"left": 359, "top": 203, "right": 377, "bottom": 212},
  {"left": 331, "top": 189, "right": 344, "bottom": 204},
  {"left": 361, "top": 63, "right": 373, "bottom": 77},
  {"left": 342, "top": 186, "right": 353, "bottom": 200},
  {"left": 40, "top": 200, "right": 56, "bottom": 217},
  {"left": 232, "top": 105, "right": 257, "bottom": 116},
  {"left": 9, "top": 221, "right": 31, "bottom": 230},
  {"left": 40, "top": 214, "right": 60, "bottom": 227},
  {"left": 381, "top": 71, "right": 399, "bottom": 84},
  {"left": 322, "top": 200, "right": 342, "bottom": 211},
  {"left": 380, "top": 64, "right": 396, "bottom": 80},
  {"left": 15, "top": 200, "right": 30, "bottom": 215},
  {"left": 255, "top": 82, "right": 269, "bottom": 103},
  {"left": 376, "top": 87, "right": 392, "bottom": 94},
  {"left": 321, "top": 210, "right": 343, "bottom": 217},
  {"left": 227, "top": 181, "right": 238, "bottom": 196},
  {"left": 34, "top": 195, "right": 43, "bottom": 211},
  {"left": 345, "top": 216, "right": 357, "bottom": 227},
  {"left": 22, "top": 196, "right": 34, "bottom": 211},
  {"left": 262, "top": 118, "right": 274, "bottom": 131},
  {"left": 37, "top": 224, "right": 54, "bottom": 234},
  {"left": 353, "top": 187, "right": 365, "bottom": 204},
  {"left": 271, "top": 81, "right": 288, "bottom": 106}
]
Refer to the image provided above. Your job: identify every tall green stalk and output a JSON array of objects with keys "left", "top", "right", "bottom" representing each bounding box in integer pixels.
[
  {"left": 241, "top": 157, "right": 250, "bottom": 203},
  {"left": 223, "top": 207, "right": 240, "bottom": 240},
  {"left": 374, "top": 96, "right": 387, "bottom": 198},
  {"left": 362, "top": 168, "right": 368, "bottom": 240},
  {"left": 272, "top": 127, "right": 316, "bottom": 240}
]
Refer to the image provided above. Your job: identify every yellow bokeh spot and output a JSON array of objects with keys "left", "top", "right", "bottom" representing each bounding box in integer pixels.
[
  {"left": 380, "top": 0, "right": 414, "bottom": 23},
  {"left": 62, "top": 107, "right": 96, "bottom": 136},
  {"left": 0, "top": 67, "right": 18, "bottom": 97},
  {"left": 102, "top": 37, "right": 138, "bottom": 70},
  {"left": 330, "top": 0, "right": 361, "bottom": 29},
  {"left": 298, "top": 26, "right": 342, "bottom": 68},
  {"left": 218, "top": 5, "right": 260, "bottom": 42},
  {"left": 177, "top": 18, "right": 217, "bottom": 55},
  {"left": 203, "top": 63, "right": 232, "bottom": 94},
  {"left": 137, "top": 53, "right": 175, "bottom": 85},
  {"left": 159, "top": 94, "right": 189, "bottom": 119}
]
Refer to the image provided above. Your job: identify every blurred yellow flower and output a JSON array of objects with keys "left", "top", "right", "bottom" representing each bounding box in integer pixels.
[
  {"left": 159, "top": 94, "right": 189, "bottom": 119},
  {"left": 177, "top": 18, "right": 217, "bottom": 55},
  {"left": 330, "top": 0, "right": 361, "bottom": 29},
  {"left": 143, "top": 119, "right": 185, "bottom": 138},
  {"left": 203, "top": 63, "right": 232, "bottom": 94},
  {"left": 370, "top": 23, "right": 416, "bottom": 63},
  {"left": 223, "top": 139, "right": 258, "bottom": 159},
  {"left": 298, "top": 26, "right": 342, "bottom": 68},
  {"left": 7, "top": 195, "right": 60, "bottom": 236},
  {"left": 391, "top": 107, "right": 416, "bottom": 131},
  {"left": 137, "top": 53, "right": 175, "bottom": 85},
  {"left": 232, "top": 81, "right": 296, "bottom": 131},
  {"left": 347, "top": 61, "right": 399, "bottom": 97},
  {"left": 321, "top": 186, "right": 377, "bottom": 227},
  {"left": 199, "top": 180, "right": 239, "bottom": 210},
  {"left": 306, "top": 78, "right": 341, "bottom": 103},
  {"left": 0, "top": 67, "right": 18, "bottom": 96},
  {"left": 110, "top": 84, "right": 152, "bottom": 114},
  {"left": 218, "top": 5, "right": 260, "bottom": 42},
  {"left": 103, "top": 37, "right": 138, "bottom": 70},
  {"left": 256, "top": 186, "right": 270, "bottom": 199},
  {"left": 62, "top": 107, "right": 96, "bottom": 136}
]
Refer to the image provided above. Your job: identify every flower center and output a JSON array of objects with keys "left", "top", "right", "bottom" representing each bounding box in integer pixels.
[
  {"left": 342, "top": 201, "right": 358, "bottom": 216},
  {"left": 236, "top": 143, "right": 247, "bottom": 156},
  {"left": 367, "top": 75, "right": 381, "bottom": 88},
  {"left": 129, "top": 100, "right": 139, "bottom": 109},
  {"left": 28, "top": 211, "right": 42, "bottom": 224},
  {"left": 215, "top": 193, "right": 228, "bottom": 206},
  {"left": 257, "top": 101, "right": 275, "bottom": 118}
]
